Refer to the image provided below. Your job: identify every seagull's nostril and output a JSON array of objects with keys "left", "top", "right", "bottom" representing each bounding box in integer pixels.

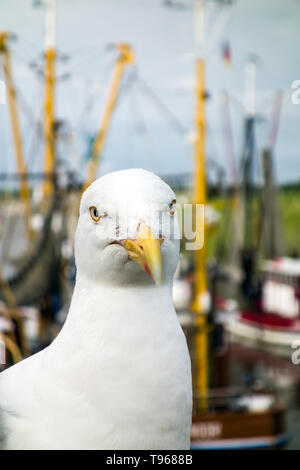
[{"left": 137, "top": 242, "right": 144, "bottom": 253}]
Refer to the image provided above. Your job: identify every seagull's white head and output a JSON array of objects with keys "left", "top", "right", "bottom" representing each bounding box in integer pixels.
[{"left": 75, "top": 169, "right": 180, "bottom": 287}]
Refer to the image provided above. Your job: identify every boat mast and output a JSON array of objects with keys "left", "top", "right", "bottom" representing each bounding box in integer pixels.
[
  {"left": 42, "top": 0, "right": 56, "bottom": 198},
  {"left": 191, "top": 0, "right": 210, "bottom": 409},
  {"left": 0, "top": 31, "right": 32, "bottom": 240},
  {"left": 238, "top": 56, "right": 260, "bottom": 303},
  {"left": 0, "top": 33, "right": 31, "bottom": 209},
  {"left": 259, "top": 91, "right": 284, "bottom": 259},
  {"left": 242, "top": 57, "right": 256, "bottom": 250},
  {"left": 191, "top": 0, "right": 232, "bottom": 408},
  {"left": 83, "top": 43, "right": 134, "bottom": 191}
]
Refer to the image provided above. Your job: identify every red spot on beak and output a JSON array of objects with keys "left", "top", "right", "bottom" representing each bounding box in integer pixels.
[{"left": 144, "top": 263, "right": 153, "bottom": 280}]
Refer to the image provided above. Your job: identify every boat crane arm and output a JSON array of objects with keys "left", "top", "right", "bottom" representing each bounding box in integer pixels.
[{"left": 82, "top": 43, "right": 134, "bottom": 191}]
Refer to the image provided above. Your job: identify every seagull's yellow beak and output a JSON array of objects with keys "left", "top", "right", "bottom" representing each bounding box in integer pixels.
[{"left": 123, "top": 223, "right": 162, "bottom": 286}]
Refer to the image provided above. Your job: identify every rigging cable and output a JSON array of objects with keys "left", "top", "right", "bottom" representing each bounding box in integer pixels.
[{"left": 135, "top": 72, "right": 189, "bottom": 136}]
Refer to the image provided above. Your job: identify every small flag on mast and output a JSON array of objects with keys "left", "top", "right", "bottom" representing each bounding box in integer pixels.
[{"left": 222, "top": 40, "right": 232, "bottom": 67}]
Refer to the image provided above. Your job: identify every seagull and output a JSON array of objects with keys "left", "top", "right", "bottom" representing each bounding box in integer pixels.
[{"left": 0, "top": 169, "right": 192, "bottom": 450}]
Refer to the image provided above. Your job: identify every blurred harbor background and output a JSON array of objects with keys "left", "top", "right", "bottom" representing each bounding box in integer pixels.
[{"left": 1, "top": 0, "right": 300, "bottom": 449}]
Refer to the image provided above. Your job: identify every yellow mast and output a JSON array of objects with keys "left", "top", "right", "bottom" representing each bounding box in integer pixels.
[
  {"left": 0, "top": 32, "right": 31, "bottom": 210},
  {"left": 83, "top": 43, "right": 134, "bottom": 191},
  {"left": 42, "top": 0, "right": 56, "bottom": 198},
  {"left": 191, "top": 1, "right": 209, "bottom": 410},
  {"left": 191, "top": 0, "right": 232, "bottom": 410},
  {"left": 192, "top": 57, "right": 209, "bottom": 408}
]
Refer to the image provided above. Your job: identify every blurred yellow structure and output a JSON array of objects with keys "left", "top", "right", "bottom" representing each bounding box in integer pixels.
[
  {"left": 83, "top": 43, "right": 134, "bottom": 191},
  {"left": 0, "top": 32, "right": 31, "bottom": 212}
]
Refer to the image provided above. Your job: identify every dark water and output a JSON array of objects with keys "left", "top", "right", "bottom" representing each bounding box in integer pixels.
[{"left": 287, "top": 409, "right": 300, "bottom": 449}]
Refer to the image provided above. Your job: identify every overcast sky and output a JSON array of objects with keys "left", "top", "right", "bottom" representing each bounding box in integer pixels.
[{"left": 0, "top": 0, "right": 300, "bottom": 184}]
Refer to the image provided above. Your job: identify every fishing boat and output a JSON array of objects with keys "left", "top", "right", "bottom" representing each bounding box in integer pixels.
[
  {"left": 191, "top": 393, "right": 288, "bottom": 450},
  {"left": 227, "top": 257, "right": 300, "bottom": 356},
  {"left": 171, "top": 0, "right": 290, "bottom": 449},
  {"left": 222, "top": 60, "right": 300, "bottom": 356},
  {"left": 178, "top": 306, "right": 289, "bottom": 449},
  {"left": 0, "top": 15, "right": 64, "bottom": 310}
]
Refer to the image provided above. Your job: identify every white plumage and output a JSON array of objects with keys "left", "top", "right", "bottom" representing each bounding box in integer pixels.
[{"left": 0, "top": 169, "right": 192, "bottom": 450}]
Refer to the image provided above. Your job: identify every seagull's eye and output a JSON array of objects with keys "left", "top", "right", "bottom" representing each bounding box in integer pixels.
[
  {"left": 89, "top": 206, "right": 101, "bottom": 222},
  {"left": 168, "top": 199, "right": 176, "bottom": 216}
]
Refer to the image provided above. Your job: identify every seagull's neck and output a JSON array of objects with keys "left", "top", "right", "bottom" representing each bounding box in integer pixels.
[{"left": 59, "top": 274, "right": 175, "bottom": 342}]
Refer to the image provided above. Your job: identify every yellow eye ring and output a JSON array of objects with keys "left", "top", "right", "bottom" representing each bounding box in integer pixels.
[{"left": 89, "top": 206, "right": 101, "bottom": 222}]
